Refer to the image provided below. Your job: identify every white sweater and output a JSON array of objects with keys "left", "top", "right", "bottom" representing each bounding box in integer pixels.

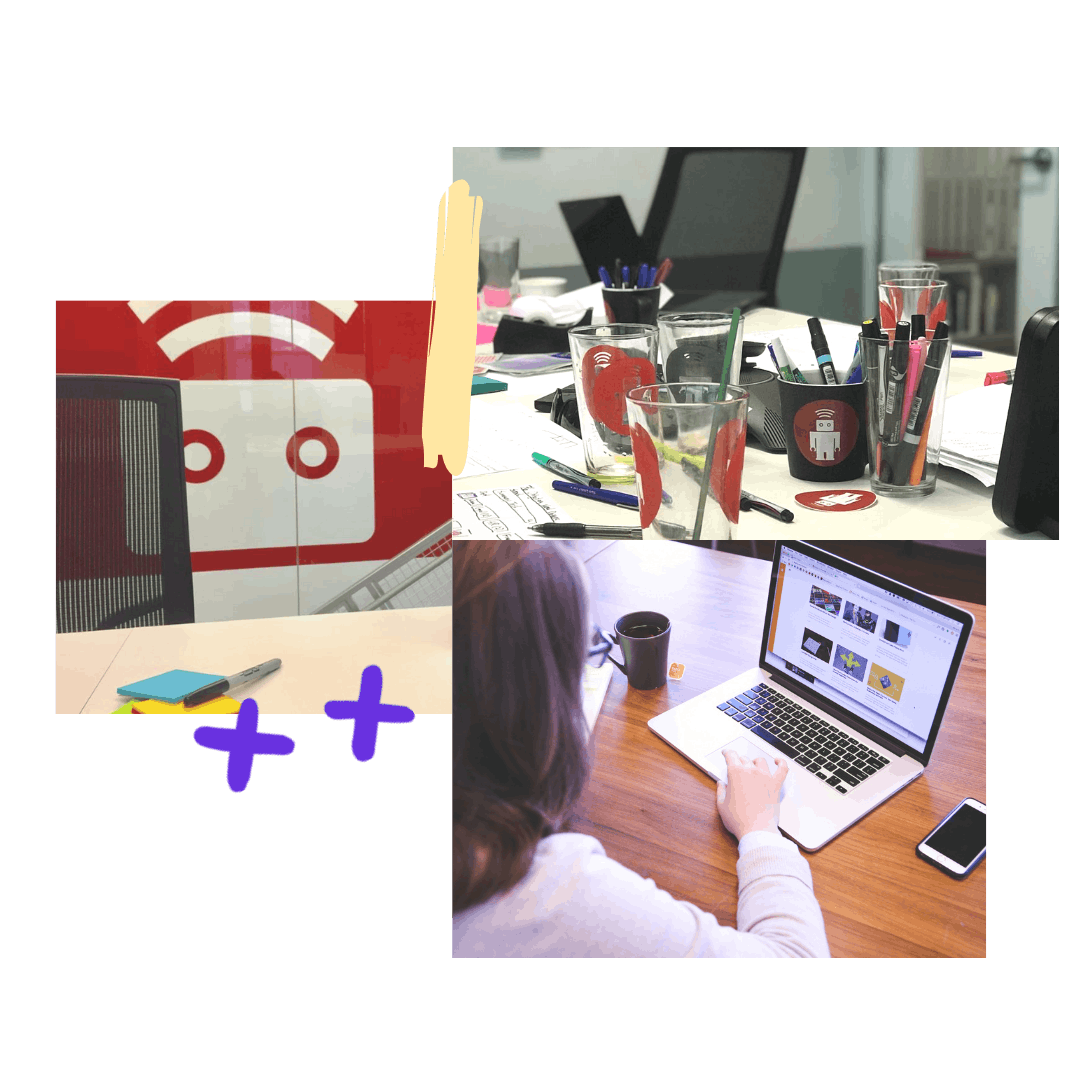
[{"left": 453, "top": 830, "right": 830, "bottom": 958}]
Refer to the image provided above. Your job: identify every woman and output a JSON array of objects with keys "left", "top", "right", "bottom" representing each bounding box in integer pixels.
[{"left": 453, "top": 541, "right": 830, "bottom": 958}]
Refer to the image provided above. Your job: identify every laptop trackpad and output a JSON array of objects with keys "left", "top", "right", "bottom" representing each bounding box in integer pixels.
[{"left": 702, "top": 736, "right": 791, "bottom": 799}]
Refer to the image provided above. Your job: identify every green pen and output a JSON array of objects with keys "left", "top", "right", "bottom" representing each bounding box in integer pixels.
[
  {"left": 531, "top": 452, "right": 601, "bottom": 489},
  {"left": 768, "top": 337, "right": 807, "bottom": 383}
]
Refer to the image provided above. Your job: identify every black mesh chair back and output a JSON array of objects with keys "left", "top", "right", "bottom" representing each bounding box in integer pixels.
[
  {"left": 57, "top": 375, "right": 195, "bottom": 633},
  {"left": 641, "top": 147, "right": 806, "bottom": 310}
]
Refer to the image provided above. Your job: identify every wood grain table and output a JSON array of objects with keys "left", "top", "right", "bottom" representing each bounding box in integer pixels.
[{"left": 564, "top": 540, "right": 986, "bottom": 958}]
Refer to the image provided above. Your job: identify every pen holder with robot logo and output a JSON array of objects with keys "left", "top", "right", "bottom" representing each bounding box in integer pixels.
[
  {"left": 567, "top": 324, "right": 659, "bottom": 484},
  {"left": 777, "top": 380, "right": 868, "bottom": 483},
  {"left": 863, "top": 332, "right": 952, "bottom": 497}
]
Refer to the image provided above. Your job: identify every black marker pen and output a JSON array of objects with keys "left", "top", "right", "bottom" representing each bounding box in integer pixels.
[{"left": 807, "top": 317, "right": 839, "bottom": 384}]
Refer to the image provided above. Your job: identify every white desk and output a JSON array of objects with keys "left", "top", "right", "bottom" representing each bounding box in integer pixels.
[
  {"left": 56, "top": 607, "right": 451, "bottom": 714},
  {"left": 456, "top": 308, "right": 1042, "bottom": 540}
]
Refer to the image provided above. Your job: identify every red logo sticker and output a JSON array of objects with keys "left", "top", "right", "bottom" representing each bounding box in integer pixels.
[
  {"left": 794, "top": 489, "right": 877, "bottom": 512},
  {"left": 791, "top": 399, "right": 860, "bottom": 466}
]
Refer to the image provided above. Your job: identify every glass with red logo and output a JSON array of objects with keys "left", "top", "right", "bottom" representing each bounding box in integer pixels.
[
  {"left": 567, "top": 324, "right": 660, "bottom": 483},
  {"left": 625, "top": 382, "right": 749, "bottom": 540}
]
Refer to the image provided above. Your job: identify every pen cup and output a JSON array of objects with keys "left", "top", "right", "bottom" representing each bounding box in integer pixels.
[
  {"left": 657, "top": 312, "right": 744, "bottom": 385},
  {"left": 625, "top": 382, "right": 749, "bottom": 541},
  {"left": 864, "top": 332, "right": 952, "bottom": 497},
  {"left": 568, "top": 324, "right": 660, "bottom": 484},
  {"left": 602, "top": 286, "right": 661, "bottom": 326},
  {"left": 878, "top": 278, "right": 948, "bottom": 339},
  {"left": 776, "top": 379, "right": 868, "bottom": 483}
]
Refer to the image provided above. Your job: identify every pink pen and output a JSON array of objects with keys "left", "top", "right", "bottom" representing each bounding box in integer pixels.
[{"left": 899, "top": 315, "right": 928, "bottom": 433}]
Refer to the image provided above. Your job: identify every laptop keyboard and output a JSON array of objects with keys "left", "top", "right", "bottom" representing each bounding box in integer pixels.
[{"left": 717, "top": 683, "right": 890, "bottom": 795}]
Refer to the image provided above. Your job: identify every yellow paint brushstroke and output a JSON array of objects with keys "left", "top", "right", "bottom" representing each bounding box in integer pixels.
[{"left": 424, "top": 179, "right": 482, "bottom": 474}]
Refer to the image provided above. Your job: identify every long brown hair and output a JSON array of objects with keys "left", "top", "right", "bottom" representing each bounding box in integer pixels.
[{"left": 453, "top": 541, "right": 592, "bottom": 914}]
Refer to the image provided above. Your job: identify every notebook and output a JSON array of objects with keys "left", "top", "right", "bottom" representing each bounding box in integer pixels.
[{"left": 648, "top": 542, "right": 974, "bottom": 850}]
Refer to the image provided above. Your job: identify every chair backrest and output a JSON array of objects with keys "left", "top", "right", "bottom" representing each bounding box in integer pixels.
[
  {"left": 641, "top": 147, "right": 806, "bottom": 306},
  {"left": 57, "top": 375, "right": 195, "bottom": 633}
]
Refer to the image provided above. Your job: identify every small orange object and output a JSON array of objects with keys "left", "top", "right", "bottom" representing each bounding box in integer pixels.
[{"left": 668, "top": 662, "right": 685, "bottom": 681}]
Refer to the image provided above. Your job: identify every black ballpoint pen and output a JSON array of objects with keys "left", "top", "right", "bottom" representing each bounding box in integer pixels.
[
  {"left": 740, "top": 490, "right": 794, "bottom": 523},
  {"left": 528, "top": 523, "right": 642, "bottom": 538}
]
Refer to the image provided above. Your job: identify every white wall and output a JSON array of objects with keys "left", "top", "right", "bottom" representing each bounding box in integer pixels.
[{"left": 454, "top": 147, "right": 873, "bottom": 267}]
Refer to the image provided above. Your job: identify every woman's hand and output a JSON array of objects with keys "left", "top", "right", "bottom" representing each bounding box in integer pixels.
[{"left": 715, "top": 750, "right": 789, "bottom": 841}]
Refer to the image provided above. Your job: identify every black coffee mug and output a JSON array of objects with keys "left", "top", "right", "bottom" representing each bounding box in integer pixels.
[
  {"left": 776, "top": 379, "right": 868, "bottom": 482},
  {"left": 608, "top": 610, "right": 671, "bottom": 690}
]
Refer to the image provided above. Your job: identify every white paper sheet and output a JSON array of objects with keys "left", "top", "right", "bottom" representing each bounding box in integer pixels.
[
  {"left": 458, "top": 402, "right": 585, "bottom": 478},
  {"left": 938, "top": 383, "right": 1012, "bottom": 486},
  {"left": 452, "top": 483, "right": 574, "bottom": 540}
]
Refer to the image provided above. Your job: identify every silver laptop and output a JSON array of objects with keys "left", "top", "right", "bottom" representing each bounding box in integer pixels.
[{"left": 648, "top": 541, "right": 975, "bottom": 850}]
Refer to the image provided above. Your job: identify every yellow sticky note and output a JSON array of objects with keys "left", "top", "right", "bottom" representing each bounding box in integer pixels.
[
  {"left": 130, "top": 696, "right": 242, "bottom": 715},
  {"left": 112, "top": 701, "right": 138, "bottom": 714}
]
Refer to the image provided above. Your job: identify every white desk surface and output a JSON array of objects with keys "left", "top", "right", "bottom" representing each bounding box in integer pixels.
[
  {"left": 56, "top": 607, "right": 451, "bottom": 715},
  {"left": 456, "top": 308, "right": 1041, "bottom": 541}
]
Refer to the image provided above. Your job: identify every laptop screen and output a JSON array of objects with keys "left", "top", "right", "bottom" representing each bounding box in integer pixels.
[{"left": 760, "top": 543, "right": 973, "bottom": 761}]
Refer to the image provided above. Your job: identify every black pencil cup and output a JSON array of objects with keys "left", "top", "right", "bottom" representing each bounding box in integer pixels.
[{"left": 602, "top": 286, "right": 661, "bottom": 326}]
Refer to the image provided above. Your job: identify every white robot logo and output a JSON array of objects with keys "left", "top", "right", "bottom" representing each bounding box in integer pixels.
[{"left": 808, "top": 408, "right": 841, "bottom": 461}]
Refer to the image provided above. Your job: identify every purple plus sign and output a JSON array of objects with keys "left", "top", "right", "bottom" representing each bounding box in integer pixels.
[
  {"left": 194, "top": 699, "right": 295, "bottom": 792},
  {"left": 324, "top": 665, "right": 414, "bottom": 761}
]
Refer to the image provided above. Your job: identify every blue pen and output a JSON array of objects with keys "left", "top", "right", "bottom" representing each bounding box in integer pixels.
[
  {"left": 636, "top": 264, "right": 648, "bottom": 288},
  {"left": 552, "top": 480, "right": 639, "bottom": 510},
  {"left": 598, "top": 265, "right": 613, "bottom": 288},
  {"left": 648, "top": 265, "right": 658, "bottom": 286},
  {"left": 845, "top": 363, "right": 863, "bottom": 384},
  {"left": 621, "top": 265, "right": 630, "bottom": 289},
  {"left": 951, "top": 348, "right": 983, "bottom": 357}
]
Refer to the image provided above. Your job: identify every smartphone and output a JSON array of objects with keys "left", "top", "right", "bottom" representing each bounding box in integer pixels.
[{"left": 916, "top": 797, "right": 986, "bottom": 879}]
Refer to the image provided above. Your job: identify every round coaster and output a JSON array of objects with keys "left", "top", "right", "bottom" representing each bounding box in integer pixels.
[{"left": 794, "top": 489, "right": 877, "bottom": 512}]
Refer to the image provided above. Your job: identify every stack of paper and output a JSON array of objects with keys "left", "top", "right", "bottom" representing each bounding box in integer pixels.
[{"left": 938, "top": 383, "right": 1012, "bottom": 486}]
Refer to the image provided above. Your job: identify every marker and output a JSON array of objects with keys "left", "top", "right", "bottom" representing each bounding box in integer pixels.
[
  {"left": 653, "top": 257, "right": 673, "bottom": 285},
  {"left": 767, "top": 338, "right": 797, "bottom": 382},
  {"left": 878, "top": 321, "right": 911, "bottom": 482},
  {"left": 183, "top": 659, "right": 282, "bottom": 708},
  {"left": 984, "top": 368, "right": 1015, "bottom": 385},
  {"left": 740, "top": 491, "right": 794, "bottom": 523},
  {"left": 648, "top": 265, "right": 659, "bottom": 286},
  {"left": 598, "top": 265, "right": 613, "bottom": 288},
  {"left": 890, "top": 321, "right": 950, "bottom": 484},
  {"left": 636, "top": 264, "right": 649, "bottom": 288},
  {"left": 528, "top": 523, "right": 642, "bottom": 538},
  {"left": 551, "top": 480, "right": 639, "bottom": 510},
  {"left": 807, "top": 317, "right": 839, "bottom": 384},
  {"left": 621, "top": 265, "right": 630, "bottom": 289},
  {"left": 531, "top": 452, "right": 601, "bottom": 489}
]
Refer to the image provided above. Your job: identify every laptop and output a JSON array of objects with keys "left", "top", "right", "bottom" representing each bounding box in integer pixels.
[
  {"left": 558, "top": 196, "right": 648, "bottom": 283},
  {"left": 648, "top": 542, "right": 975, "bottom": 850}
]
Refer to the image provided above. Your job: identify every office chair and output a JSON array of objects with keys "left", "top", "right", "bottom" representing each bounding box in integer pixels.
[
  {"left": 57, "top": 375, "right": 196, "bottom": 633},
  {"left": 641, "top": 147, "right": 806, "bottom": 312}
]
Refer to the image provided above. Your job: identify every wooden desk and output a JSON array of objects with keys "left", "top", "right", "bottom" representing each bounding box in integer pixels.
[
  {"left": 56, "top": 607, "right": 451, "bottom": 715},
  {"left": 565, "top": 541, "right": 986, "bottom": 958},
  {"left": 456, "top": 307, "right": 1042, "bottom": 540}
]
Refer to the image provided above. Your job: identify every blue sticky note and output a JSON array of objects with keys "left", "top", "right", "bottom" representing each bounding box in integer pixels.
[{"left": 117, "top": 669, "right": 222, "bottom": 704}]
